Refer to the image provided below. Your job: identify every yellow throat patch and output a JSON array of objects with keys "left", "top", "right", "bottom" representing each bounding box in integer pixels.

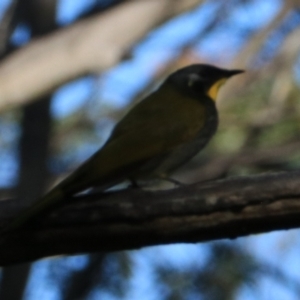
[{"left": 207, "top": 78, "right": 227, "bottom": 101}]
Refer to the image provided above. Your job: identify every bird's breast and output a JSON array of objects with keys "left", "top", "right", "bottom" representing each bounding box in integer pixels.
[{"left": 136, "top": 95, "right": 218, "bottom": 178}]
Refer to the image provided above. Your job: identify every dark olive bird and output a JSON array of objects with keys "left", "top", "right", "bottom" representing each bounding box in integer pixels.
[{"left": 7, "top": 64, "right": 243, "bottom": 230}]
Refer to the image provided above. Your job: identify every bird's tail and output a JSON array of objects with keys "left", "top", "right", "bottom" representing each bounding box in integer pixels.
[{"left": 4, "top": 187, "right": 65, "bottom": 232}]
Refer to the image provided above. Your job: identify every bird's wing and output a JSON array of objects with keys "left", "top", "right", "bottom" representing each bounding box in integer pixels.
[
  {"left": 67, "top": 87, "right": 206, "bottom": 190},
  {"left": 107, "top": 85, "right": 194, "bottom": 141},
  {"left": 44, "top": 85, "right": 207, "bottom": 197},
  {"left": 5, "top": 88, "right": 206, "bottom": 230}
]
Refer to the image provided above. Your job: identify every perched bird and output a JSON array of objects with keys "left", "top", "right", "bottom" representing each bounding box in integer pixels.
[{"left": 8, "top": 64, "right": 243, "bottom": 230}]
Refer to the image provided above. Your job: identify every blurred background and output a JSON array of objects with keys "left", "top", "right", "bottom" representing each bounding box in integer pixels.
[{"left": 0, "top": 0, "right": 300, "bottom": 299}]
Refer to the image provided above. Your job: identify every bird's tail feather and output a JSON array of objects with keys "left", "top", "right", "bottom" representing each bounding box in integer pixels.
[{"left": 4, "top": 188, "right": 65, "bottom": 232}]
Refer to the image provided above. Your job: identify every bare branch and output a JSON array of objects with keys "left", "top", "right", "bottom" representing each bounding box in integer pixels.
[
  {"left": 1, "top": 171, "right": 300, "bottom": 266},
  {"left": 177, "top": 139, "right": 300, "bottom": 182},
  {"left": 0, "top": 0, "right": 202, "bottom": 111}
]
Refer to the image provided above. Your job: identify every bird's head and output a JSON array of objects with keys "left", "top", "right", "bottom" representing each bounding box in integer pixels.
[{"left": 167, "top": 64, "right": 244, "bottom": 101}]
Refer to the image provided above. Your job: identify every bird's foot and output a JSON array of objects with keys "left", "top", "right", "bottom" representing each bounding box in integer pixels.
[
  {"left": 129, "top": 179, "right": 140, "bottom": 189},
  {"left": 158, "top": 176, "right": 186, "bottom": 187}
]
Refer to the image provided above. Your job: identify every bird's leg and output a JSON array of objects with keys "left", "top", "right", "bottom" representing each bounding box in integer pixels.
[
  {"left": 196, "top": 172, "right": 229, "bottom": 185},
  {"left": 129, "top": 178, "right": 140, "bottom": 189},
  {"left": 164, "top": 177, "right": 185, "bottom": 186},
  {"left": 158, "top": 174, "right": 186, "bottom": 187}
]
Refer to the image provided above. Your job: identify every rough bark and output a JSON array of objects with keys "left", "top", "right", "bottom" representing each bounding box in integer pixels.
[{"left": 1, "top": 171, "right": 300, "bottom": 266}]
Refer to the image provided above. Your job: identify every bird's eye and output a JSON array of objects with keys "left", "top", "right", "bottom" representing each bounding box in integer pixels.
[{"left": 188, "top": 73, "right": 201, "bottom": 87}]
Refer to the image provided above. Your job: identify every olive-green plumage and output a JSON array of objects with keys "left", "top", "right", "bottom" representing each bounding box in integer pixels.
[{"left": 7, "top": 64, "right": 243, "bottom": 230}]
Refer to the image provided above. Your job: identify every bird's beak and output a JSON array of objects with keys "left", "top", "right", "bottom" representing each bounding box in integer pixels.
[{"left": 225, "top": 69, "right": 244, "bottom": 77}]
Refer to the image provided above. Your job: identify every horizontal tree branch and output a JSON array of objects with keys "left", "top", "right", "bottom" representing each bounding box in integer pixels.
[
  {"left": 0, "top": 0, "right": 202, "bottom": 111},
  {"left": 1, "top": 171, "right": 300, "bottom": 266}
]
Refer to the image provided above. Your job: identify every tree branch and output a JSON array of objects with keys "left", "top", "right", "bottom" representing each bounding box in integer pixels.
[
  {"left": 1, "top": 171, "right": 300, "bottom": 266},
  {"left": 0, "top": 0, "right": 202, "bottom": 111}
]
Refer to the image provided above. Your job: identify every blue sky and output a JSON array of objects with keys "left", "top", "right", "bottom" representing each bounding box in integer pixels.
[{"left": 52, "top": 0, "right": 282, "bottom": 117}]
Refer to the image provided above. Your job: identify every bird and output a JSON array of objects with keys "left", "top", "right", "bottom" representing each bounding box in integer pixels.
[{"left": 7, "top": 64, "right": 244, "bottom": 230}]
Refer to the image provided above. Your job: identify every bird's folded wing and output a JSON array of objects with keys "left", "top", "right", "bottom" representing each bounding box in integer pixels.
[{"left": 65, "top": 104, "right": 206, "bottom": 191}]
